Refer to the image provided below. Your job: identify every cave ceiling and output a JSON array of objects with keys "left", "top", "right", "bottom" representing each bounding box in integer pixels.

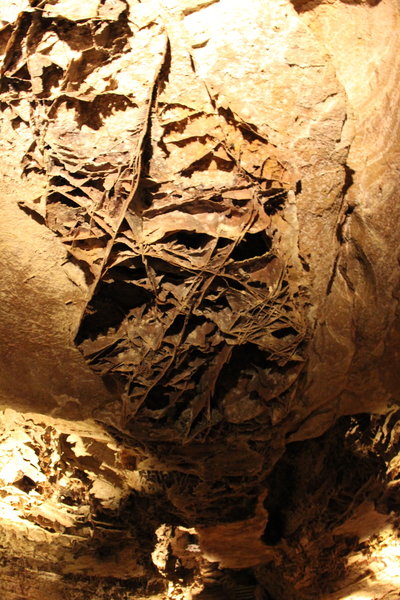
[{"left": 0, "top": 0, "right": 399, "bottom": 599}]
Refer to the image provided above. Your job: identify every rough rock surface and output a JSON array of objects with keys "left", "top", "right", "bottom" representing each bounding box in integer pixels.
[{"left": 0, "top": 0, "right": 399, "bottom": 599}]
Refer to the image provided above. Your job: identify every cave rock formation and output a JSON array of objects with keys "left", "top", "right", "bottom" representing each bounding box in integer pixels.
[{"left": 0, "top": 0, "right": 399, "bottom": 599}]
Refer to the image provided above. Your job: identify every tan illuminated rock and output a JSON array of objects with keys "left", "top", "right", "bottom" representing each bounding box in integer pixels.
[{"left": 0, "top": 0, "right": 399, "bottom": 598}]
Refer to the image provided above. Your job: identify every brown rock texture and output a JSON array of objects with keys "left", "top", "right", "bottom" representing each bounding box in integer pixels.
[{"left": 0, "top": 0, "right": 399, "bottom": 599}]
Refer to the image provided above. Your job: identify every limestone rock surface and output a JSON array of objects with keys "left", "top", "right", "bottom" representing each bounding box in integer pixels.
[{"left": 0, "top": 0, "right": 399, "bottom": 599}]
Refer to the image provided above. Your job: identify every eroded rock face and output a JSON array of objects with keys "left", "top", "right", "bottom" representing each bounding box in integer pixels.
[{"left": 0, "top": 0, "right": 399, "bottom": 598}]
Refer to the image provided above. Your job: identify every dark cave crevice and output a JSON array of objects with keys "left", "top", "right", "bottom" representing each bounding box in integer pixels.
[{"left": 290, "top": 0, "right": 382, "bottom": 13}]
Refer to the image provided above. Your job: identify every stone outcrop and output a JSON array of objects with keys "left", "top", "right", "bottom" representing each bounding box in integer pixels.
[{"left": 0, "top": 0, "right": 399, "bottom": 598}]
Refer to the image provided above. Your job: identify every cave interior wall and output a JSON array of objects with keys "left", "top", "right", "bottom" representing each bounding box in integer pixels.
[{"left": 0, "top": 0, "right": 399, "bottom": 599}]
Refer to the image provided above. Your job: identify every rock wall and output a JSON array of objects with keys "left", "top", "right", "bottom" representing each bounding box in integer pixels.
[{"left": 0, "top": 0, "right": 399, "bottom": 599}]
